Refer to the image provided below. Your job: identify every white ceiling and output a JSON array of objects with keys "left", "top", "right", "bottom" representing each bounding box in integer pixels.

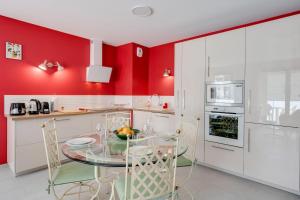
[{"left": 1, "top": 0, "right": 300, "bottom": 47}]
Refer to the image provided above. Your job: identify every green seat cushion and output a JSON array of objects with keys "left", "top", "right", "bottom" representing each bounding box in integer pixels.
[
  {"left": 176, "top": 156, "right": 193, "bottom": 167},
  {"left": 53, "top": 162, "right": 94, "bottom": 185},
  {"left": 115, "top": 174, "right": 172, "bottom": 200}
]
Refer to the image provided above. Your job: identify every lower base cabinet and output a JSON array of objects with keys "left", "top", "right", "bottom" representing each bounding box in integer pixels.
[
  {"left": 7, "top": 112, "right": 117, "bottom": 176},
  {"left": 205, "top": 141, "right": 244, "bottom": 174},
  {"left": 244, "top": 123, "right": 300, "bottom": 192},
  {"left": 133, "top": 111, "right": 175, "bottom": 135}
]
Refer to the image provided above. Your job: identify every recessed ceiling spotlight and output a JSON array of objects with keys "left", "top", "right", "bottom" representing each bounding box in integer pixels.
[{"left": 132, "top": 6, "right": 153, "bottom": 17}]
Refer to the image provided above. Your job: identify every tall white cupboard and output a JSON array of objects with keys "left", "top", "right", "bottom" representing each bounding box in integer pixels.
[{"left": 175, "top": 38, "right": 206, "bottom": 162}]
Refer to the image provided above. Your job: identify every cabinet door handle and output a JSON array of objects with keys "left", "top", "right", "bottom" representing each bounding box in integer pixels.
[
  {"left": 248, "top": 128, "right": 251, "bottom": 153},
  {"left": 207, "top": 56, "right": 210, "bottom": 77},
  {"left": 212, "top": 145, "right": 234, "bottom": 152},
  {"left": 155, "top": 115, "right": 169, "bottom": 118},
  {"left": 55, "top": 118, "right": 71, "bottom": 122},
  {"left": 177, "top": 90, "right": 180, "bottom": 110},
  {"left": 248, "top": 90, "right": 252, "bottom": 114},
  {"left": 183, "top": 90, "right": 186, "bottom": 110}
]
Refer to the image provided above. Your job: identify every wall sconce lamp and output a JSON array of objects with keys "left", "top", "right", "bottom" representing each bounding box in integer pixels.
[
  {"left": 38, "top": 60, "right": 64, "bottom": 71},
  {"left": 163, "top": 68, "right": 171, "bottom": 77}
]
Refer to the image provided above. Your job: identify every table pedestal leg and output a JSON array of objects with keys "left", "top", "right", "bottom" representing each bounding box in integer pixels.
[{"left": 90, "top": 166, "right": 101, "bottom": 200}]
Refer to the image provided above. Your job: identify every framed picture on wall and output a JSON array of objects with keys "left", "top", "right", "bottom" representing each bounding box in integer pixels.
[{"left": 6, "top": 42, "right": 22, "bottom": 60}]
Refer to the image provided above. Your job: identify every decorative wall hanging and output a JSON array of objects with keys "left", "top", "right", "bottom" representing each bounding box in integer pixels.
[{"left": 6, "top": 42, "right": 22, "bottom": 60}]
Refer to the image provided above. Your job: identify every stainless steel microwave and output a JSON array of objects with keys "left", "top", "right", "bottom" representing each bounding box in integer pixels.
[{"left": 206, "top": 81, "right": 244, "bottom": 107}]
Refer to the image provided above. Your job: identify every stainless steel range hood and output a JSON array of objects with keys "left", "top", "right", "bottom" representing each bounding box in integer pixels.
[{"left": 86, "top": 40, "right": 112, "bottom": 83}]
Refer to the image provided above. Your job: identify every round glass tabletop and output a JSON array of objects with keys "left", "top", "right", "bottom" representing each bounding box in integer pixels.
[{"left": 62, "top": 133, "right": 188, "bottom": 167}]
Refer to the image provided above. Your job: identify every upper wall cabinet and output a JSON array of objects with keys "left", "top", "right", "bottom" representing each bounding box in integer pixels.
[
  {"left": 175, "top": 38, "right": 206, "bottom": 120},
  {"left": 245, "top": 15, "right": 300, "bottom": 127},
  {"left": 206, "top": 28, "right": 246, "bottom": 82}
]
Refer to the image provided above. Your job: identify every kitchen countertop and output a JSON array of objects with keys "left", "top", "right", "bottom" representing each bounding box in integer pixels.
[{"left": 6, "top": 107, "right": 174, "bottom": 121}]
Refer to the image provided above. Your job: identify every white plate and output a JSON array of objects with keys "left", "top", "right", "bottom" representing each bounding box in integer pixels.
[
  {"left": 128, "top": 146, "right": 153, "bottom": 156},
  {"left": 66, "top": 137, "right": 96, "bottom": 146}
]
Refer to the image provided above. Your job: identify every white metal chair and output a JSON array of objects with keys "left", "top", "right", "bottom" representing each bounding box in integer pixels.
[
  {"left": 109, "top": 135, "right": 179, "bottom": 200},
  {"left": 175, "top": 120, "right": 199, "bottom": 200},
  {"left": 105, "top": 112, "right": 131, "bottom": 132},
  {"left": 41, "top": 118, "right": 96, "bottom": 200}
]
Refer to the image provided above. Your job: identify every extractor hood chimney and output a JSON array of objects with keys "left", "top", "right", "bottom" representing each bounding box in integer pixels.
[{"left": 86, "top": 40, "right": 112, "bottom": 83}]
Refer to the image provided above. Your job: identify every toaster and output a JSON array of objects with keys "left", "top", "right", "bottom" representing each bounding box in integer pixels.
[{"left": 10, "top": 103, "right": 26, "bottom": 116}]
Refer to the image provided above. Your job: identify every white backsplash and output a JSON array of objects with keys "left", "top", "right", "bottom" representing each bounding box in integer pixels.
[{"left": 4, "top": 95, "right": 174, "bottom": 115}]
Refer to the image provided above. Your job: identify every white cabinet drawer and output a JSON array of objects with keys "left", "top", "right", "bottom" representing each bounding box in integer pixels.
[
  {"left": 55, "top": 115, "right": 93, "bottom": 141},
  {"left": 16, "top": 118, "right": 51, "bottom": 146},
  {"left": 15, "top": 115, "right": 94, "bottom": 146},
  {"left": 205, "top": 141, "right": 243, "bottom": 174},
  {"left": 90, "top": 113, "right": 106, "bottom": 131},
  {"left": 133, "top": 111, "right": 152, "bottom": 130},
  {"left": 151, "top": 113, "right": 175, "bottom": 135}
]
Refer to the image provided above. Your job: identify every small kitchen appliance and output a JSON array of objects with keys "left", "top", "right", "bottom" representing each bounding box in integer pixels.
[
  {"left": 10, "top": 103, "right": 26, "bottom": 116},
  {"left": 40, "top": 102, "right": 50, "bottom": 114},
  {"left": 28, "top": 99, "right": 41, "bottom": 115},
  {"left": 206, "top": 81, "right": 244, "bottom": 107}
]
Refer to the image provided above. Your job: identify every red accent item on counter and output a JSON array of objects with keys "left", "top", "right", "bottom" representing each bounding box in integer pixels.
[{"left": 163, "top": 103, "right": 168, "bottom": 109}]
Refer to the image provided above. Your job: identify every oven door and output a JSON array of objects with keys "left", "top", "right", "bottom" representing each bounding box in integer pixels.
[
  {"left": 206, "top": 82, "right": 243, "bottom": 106},
  {"left": 205, "top": 112, "right": 244, "bottom": 147}
]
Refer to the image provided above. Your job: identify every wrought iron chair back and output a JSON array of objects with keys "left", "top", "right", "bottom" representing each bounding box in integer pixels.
[
  {"left": 106, "top": 112, "right": 131, "bottom": 132},
  {"left": 41, "top": 118, "right": 61, "bottom": 183},
  {"left": 125, "top": 136, "right": 179, "bottom": 200}
]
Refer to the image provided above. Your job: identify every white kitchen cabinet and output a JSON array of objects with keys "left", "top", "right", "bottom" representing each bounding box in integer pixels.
[
  {"left": 151, "top": 113, "right": 175, "bottom": 135},
  {"left": 175, "top": 38, "right": 206, "bottom": 162},
  {"left": 133, "top": 111, "right": 152, "bottom": 131},
  {"left": 55, "top": 115, "right": 93, "bottom": 141},
  {"left": 244, "top": 123, "right": 300, "bottom": 191},
  {"left": 245, "top": 14, "right": 300, "bottom": 127},
  {"left": 206, "top": 28, "right": 245, "bottom": 81},
  {"left": 205, "top": 141, "right": 244, "bottom": 174},
  {"left": 7, "top": 111, "right": 123, "bottom": 176},
  {"left": 90, "top": 113, "right": 106, "bottom": 131}
]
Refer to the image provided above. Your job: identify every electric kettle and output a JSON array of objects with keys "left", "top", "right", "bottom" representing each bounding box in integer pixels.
[{"left": 28, "top": 99, "right": 41, "bottom": 115}]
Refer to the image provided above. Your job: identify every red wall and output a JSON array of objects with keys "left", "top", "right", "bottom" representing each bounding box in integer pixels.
[
  {"left": 114, "top": 43, "right": 133, "bottom": 95},
  {"left": 132, "top": 43, "right": 149, "bottom": 95},
  {"left": 114, "top": 43, "right": 149, "bottom": 95},
  {"left": 148, "top": 43, "right": 174, "bottom": 96},
  {"left": 0, "top": 16, "right": 116, "bottom": 164}
]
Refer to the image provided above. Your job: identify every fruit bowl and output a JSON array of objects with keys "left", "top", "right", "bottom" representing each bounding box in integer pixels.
[{"left": 113, "top": 127, "right": 140, "bottom": 140}]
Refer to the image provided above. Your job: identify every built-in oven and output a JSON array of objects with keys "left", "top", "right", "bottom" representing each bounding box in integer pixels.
[
  {"left": 206, "top": 81, "right": 244, "bottom": 106},
  {"left": 205, "top": 106, "right": 244, "bottom": 147}
]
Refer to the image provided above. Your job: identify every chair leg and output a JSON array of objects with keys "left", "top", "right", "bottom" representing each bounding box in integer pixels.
[
  {"left": 175, "top": 185, "right": 194, "bottom": 200},
  {"left": 90, "top": 166, "right": 101, "bottom": 200},
  {"left": 78, "top": 183, "right": 82, "bottom": 200},
  {"left": 52, "top": 186, "right": 63, "bottom": 200},
  {"left": 109, "top": 182, "right": 115, "bottom": 200}
]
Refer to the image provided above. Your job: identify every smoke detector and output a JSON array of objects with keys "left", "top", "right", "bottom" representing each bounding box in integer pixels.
[{"left": 132, "top": 6, "right": 153, "bottom": 17}]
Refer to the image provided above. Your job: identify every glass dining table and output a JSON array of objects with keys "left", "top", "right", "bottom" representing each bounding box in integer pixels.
[{"left": 61, "top": 133, "right": 188, "bottom": 200}]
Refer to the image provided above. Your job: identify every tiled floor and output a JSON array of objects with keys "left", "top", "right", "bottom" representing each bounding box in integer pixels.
[{"left": 0, "top": 164, "right": 299, "bottom": 200}]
